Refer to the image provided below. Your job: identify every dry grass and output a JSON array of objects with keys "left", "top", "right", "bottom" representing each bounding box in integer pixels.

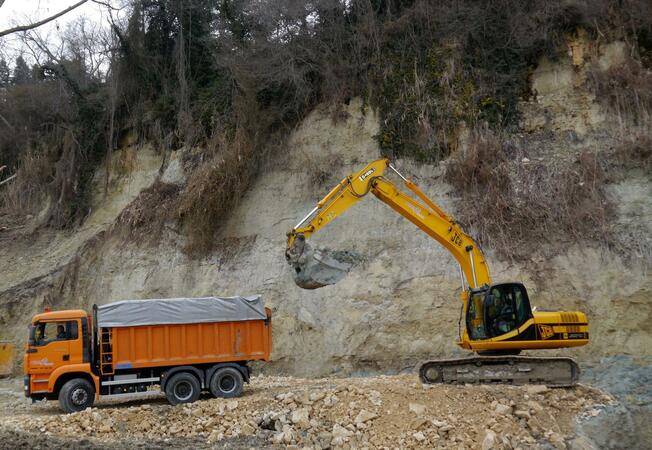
[
  {"left": 609, "top": 132, "right": 652, "bottom": 175},
  {"left": 113, "top": 181, "right": 181, "bottom": 242},
  {"left": 587, "top": 55, "right": 652, "bottom": 128},
  {"left": 175, "top": 122, "right": 262, "bottom": 257},
  {"left": 0, "top": 149, "right": 51, "bottom": 221},
  {"left": 445, "top": 128, "right": 615, "bottom": 260}
]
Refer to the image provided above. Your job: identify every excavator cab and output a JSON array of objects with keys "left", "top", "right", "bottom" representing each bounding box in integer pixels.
[{"left": 466, "top": 283, "right": 533, "bottom": 341}]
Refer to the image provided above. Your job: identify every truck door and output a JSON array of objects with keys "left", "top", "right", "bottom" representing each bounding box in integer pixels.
[{"left": 27, "top": 320, "right": 82, "bottom": 381}]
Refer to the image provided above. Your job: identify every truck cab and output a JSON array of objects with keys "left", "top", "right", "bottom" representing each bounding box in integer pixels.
[{"left": 24, "top": 309, "right": 98, "bottom": 410}]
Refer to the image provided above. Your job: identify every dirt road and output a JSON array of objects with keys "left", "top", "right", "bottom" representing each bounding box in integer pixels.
[{"left": 0, "top": 375, "right": 610, "bottom": 449}]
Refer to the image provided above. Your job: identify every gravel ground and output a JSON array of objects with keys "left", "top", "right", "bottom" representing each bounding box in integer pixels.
[{"left": 0, "top": 374, "right": 613, "bottom": 449}]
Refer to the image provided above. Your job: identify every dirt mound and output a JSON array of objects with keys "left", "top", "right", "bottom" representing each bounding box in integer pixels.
[{"left": 0, "top": 375, "right": 611, "bottom": 449}]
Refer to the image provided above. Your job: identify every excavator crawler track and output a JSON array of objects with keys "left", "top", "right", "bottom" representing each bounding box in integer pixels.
[{"left": 419, "top": 356, "right": 580, "bottom": 387}]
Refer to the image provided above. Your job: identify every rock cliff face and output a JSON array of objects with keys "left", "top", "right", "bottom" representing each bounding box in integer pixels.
[{"left": 1, "top": 41, "right": 650, "bottom": 379}]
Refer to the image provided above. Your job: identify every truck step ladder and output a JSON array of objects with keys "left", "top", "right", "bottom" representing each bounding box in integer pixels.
[{"left": 99, "top": 328, "right": 114, "bottom": 375}]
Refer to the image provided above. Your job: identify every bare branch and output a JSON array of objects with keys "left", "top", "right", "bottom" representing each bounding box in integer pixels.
[
  {"left": 0, "top": 174, "right": 17, "bottom": 186},
  {"left": 91, "top": 0, "right": 123, "bottom": 11},
  {"left": 0, "top": 0, "right": 89, "bottom": 38},
  {"left": 0, "top": 113, "right": 14, "bottom": 130}
]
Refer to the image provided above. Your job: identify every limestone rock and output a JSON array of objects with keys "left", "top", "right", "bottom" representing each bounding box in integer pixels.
[
  {"left": 525, "top": 385, "right": 549, "bottom": 395},
  {"left": 354, "top": 409, "right": 378, "bottom": 424},
  {"left": 482, "top": 430, "right": 497, "bottom": 450},
  {"left": 409, "top": 403, "right": 426, "bottom": 416},
  {"left": 494, "top": 403, "right": 512, "bottom": 415},
  {"left": 291, "top": 408, "right": 311, "bottom": 428}
]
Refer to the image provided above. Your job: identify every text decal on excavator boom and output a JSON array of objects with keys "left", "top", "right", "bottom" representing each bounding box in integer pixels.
[
  {"left": 450, "top": 231, "right": 462, "bottom": 247},
  {"left": 359, "top": 168, "right": 375, "bottom": 182}
]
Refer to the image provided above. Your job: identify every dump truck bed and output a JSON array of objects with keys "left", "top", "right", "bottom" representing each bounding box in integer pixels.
[
  {"left": 109, "top": 311, "right": 271, "bottom": 371},
  {"left": 95, "top": 296, "right": 272, "bottom": 374}
]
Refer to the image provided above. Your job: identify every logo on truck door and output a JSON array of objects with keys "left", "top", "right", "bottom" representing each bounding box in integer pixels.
[
  {"left": 359, "top": 168, "right": 375, "bottom": 182},
  {"left": 30, "top": 358, "right": 54, "bottom": 367}
]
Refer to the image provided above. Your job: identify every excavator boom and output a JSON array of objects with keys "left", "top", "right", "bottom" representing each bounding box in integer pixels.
[{"left": 287, "top": 159, "right": 490, "bottom": 289}]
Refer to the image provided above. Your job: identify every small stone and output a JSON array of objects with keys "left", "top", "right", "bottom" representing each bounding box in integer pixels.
[
  {"left": 271, "top": 432, "right": 285, "bottom": 444},
  {"left": 494, "top": 403, "right": 512, "bottom": 415},
  {"left": 291, "top": 408, "right": 310, "bottom": 428},
  {"left": 525, "top": 385, "right": 548, "bottom": 395},
  {"left": 548, "top": 432, "right": 567, "bottom": 450},
  {"left": 431, "top": 420, "right": 449, "bottom": 428},
  {"left": 409, "top": 403, "right": 426, "bottom": 416},
  {"left": 226, "top": 400, "right": 239, "bottom": 411},
  {"left": 309, "top": 392, "right": 326, "bottom": 402},
  {"left": 514, "top": 410, "right": 531, "bottom": 419},
  {"left": 207, "top": 430, "right": 224, "bottom": 444},
  {"left": 410, "top": 418, "right": 429, "bottom": 430},
  {"left": 241, "top": 423, "right": 255, "bottom": 435},
  {"left": 332, "top": 423, "right": 354, "bottom": 439},
  {"left": 354, "top": 410, "right": 377, "bottom": 424},
  {"left": 413, "top": 431, "right": 426, "bottom": 442},
  {"left": 324, "top": 394, "right": 338, "bottom": 406},
  {"left": 482, "top": 429, "right": 497, "bottom": 450},
  {"left": 527, "top": 400, "right": 544, "bottom": 412}
]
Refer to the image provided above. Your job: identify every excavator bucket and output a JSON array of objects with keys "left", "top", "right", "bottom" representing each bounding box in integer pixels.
[{"left": 286, "top": 237, "right": 359, "bottom": 289}]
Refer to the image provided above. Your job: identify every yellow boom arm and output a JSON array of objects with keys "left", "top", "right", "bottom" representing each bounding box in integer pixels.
[{"left": 287, "top": 158, "right": 491, "bottom": 289}]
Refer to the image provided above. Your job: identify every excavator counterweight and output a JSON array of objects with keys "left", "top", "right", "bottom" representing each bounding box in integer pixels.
[{"left": 286, "top": 158, "right": 589, "bottom": 386}]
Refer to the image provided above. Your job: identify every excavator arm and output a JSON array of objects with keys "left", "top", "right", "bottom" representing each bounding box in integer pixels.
[{"left": 286, "top": 158, "right": 491, "bottom": 289}]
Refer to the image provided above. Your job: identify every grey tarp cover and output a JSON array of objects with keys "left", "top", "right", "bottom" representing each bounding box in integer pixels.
[{"left": 96, "top": 295, "right": 266, "bottom": 328}]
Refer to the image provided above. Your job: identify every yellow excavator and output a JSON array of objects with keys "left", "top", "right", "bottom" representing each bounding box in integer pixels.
[{"left": 286, "top": 158, "right": 589, "bottom": 386}]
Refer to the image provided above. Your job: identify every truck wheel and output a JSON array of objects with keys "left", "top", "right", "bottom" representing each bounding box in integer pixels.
[
  {"left": 59, "top": 378, "right": 95, "bottom": 413},
  {"left": 165, "top": 372, "right": 201, "bottom": 406},
  {"left": 209, "top": 367, "right": 244, "bottom": 398}
]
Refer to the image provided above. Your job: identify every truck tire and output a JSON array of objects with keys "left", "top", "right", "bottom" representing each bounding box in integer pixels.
[
  {"left": 59, "top": 378, "right": 95, "bottom": 413},
  {"left": 165, "top": 372, "right": 201, "bottom": 406},
  {"left": 209, "top": 367, "right": 244, "bottom": 398}
]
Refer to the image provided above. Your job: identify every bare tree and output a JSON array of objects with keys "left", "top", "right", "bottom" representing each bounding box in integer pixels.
[{"left": 0, "top": 0, "right": 89, "bottom": 37}]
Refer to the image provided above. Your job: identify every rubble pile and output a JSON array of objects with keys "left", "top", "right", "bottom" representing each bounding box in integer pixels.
[{"left": 1, "top": 375, "right": 612, "bottom": 449}]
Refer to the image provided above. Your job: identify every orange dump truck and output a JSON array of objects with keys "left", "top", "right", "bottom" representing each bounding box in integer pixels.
[{"left": 24, "top": 296, "right": 271, "bottom": 413}]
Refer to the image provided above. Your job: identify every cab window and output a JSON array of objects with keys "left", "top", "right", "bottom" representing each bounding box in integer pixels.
[
  {"left": 485, "top": 284, "right": 531, "bottom": 337},
  {"left": 467, "top": 291, "right": 487, "bottom": 340},
  {"left": 514, "top": 288, "right": 529, "bottom": 324},
  {"left": 30, "top": 321, "right": 78, "bottom": 346}
]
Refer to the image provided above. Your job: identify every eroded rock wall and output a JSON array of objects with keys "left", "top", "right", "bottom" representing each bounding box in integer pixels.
[{"left": 0, "top": 39, "right": 650, "bottom": 378}]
